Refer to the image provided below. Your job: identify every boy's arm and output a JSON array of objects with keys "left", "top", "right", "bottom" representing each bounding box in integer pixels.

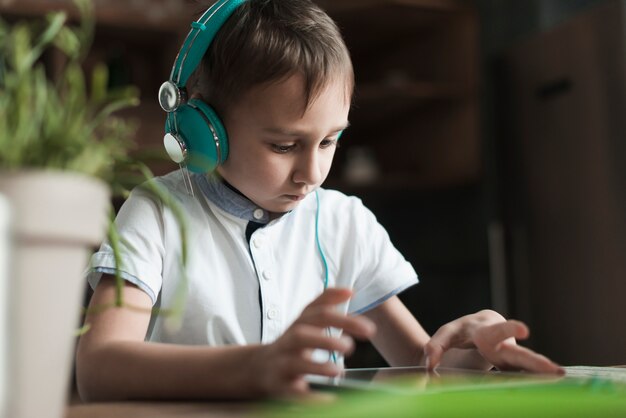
[
  {"left": 76, "top": 275, "right": 260, "bottom": 400},
  {"left": 361, "top": 295, "right": 430, "bottom": 366},
  {"left": 362, "top": 296, "right": 563, "bottom": 373},
  {"left": 76, "top": 277, "right": 374, "bottom": 401}
]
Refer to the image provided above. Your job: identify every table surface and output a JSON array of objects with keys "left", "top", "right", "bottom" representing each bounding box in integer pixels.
[{"left": 66, "top": 366, "right": 626, "bottom": 418}]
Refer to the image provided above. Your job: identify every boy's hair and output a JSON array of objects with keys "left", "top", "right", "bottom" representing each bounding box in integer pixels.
[{"left": 190, "top": 0, "right": 354, "bottom": 116}]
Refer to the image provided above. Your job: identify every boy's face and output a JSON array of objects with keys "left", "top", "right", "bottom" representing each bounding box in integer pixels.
[{"left": 218, "top": 74, "right": 350, "bottom": 216}]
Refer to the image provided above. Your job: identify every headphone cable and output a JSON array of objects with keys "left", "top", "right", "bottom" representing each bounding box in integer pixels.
[{"left": 315, "top": 190, "right": 338, "bottom": 364}]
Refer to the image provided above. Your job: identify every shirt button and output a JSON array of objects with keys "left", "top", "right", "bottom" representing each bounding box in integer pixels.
[
  {"left": 252, "top": 237, "right": 264, "bottom": 248},
  {"left": 262, "top": 270, "right": 272, "bottom": 281},
  {"left": 253, "top": 208, "right": 264, "bottom": 220},
  {"left": 267, "top": 308, "right": 279, "bottom": 320}
]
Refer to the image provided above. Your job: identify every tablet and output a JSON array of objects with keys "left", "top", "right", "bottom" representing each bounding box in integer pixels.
[{"left": 307, "top": 366, "right": 563, "bottom": 394}]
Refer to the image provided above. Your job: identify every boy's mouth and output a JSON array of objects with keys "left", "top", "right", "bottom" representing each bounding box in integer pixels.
[{"left": 285, "top": 194, "right": 305, "bottom": 202}]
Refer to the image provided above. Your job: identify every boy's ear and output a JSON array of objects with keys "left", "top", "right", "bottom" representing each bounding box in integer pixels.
[{"left": 191, "top": 93, "right": 204, "bottom": 101}]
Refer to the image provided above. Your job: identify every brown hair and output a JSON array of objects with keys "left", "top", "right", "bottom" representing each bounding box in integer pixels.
[{"left": 190, "top": 0, "right": 354, "bottom": 117}]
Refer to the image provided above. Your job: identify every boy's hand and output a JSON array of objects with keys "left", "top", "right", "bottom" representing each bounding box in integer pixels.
[
  {"left": 251, "top": 288, "right": 376, "bottom": 397},
  {"left": 423, "top": 310, "right": 564, "bottom": 374}
]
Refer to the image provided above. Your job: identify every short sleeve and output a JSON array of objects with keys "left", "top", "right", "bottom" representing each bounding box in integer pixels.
[
  {"left": 86, "top": 187, "right": 165, "bottom": 305},
  {"left": 344, "top": 199, "right": 418, "bottom": 314}
]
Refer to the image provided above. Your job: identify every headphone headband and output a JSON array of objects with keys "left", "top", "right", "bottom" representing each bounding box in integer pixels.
[{"left": 171, "top": 0, "right": 247, "bottom": 88}]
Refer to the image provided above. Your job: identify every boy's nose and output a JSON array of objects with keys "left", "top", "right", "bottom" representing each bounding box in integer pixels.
[{"left": 292, "top": 151, "right": 322, "bottom": 186}]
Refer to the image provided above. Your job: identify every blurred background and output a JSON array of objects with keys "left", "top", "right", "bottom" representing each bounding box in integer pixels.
[{"left": 1, "top": 0, "right": 624, "bottom": 367}]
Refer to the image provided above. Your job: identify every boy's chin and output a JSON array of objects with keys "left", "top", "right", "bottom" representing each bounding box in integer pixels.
[{"left": 266, "top": 200, "right": 301, "bottom": 216}]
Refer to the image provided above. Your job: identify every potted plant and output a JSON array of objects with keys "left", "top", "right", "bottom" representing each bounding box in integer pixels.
[{"left": 0, "top": 1, "right": 157, "bottom": 417}]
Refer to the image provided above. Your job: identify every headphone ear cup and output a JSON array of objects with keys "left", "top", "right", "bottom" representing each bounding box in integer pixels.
[{"left": 173, "top": 99, "right": 229, "bottom": 173}]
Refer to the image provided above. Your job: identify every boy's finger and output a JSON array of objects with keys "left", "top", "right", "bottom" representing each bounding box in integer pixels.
[
  {"left": 424, "top": 317, "right": 481, "bottom": 370},
  {"left": 423, "top": 332, "right": 452, "bottom": 370},
  {"left": 423, "top": 343, "right": 444, "bottom": 371},
  {"left": 283, "top": 357, "right": 342, "bottom": 379},
  {"left": 283, "top": 325, "right": 355, "bottom": 354},
  {"left": 475, "top": 320, "right": 529, "bottom": 352},
  {"left": 304, "top": 309, "right": 375, "bottom": 339},
  {"left": 422, "top": 320, "right": 466, "bottom": 370},
  {"left": 307, "top": 288, "right": 353, "bottom": 308},
  {"left": 297, "top": 289, "right": 374, "bottom": 339},
  {"left": 494, "top": 344, "right": 564, "bottom": 374}
]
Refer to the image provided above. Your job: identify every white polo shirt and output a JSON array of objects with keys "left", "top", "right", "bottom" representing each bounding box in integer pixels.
[{"left": 87, "top": 170, "right": 418, "bottom": 363}]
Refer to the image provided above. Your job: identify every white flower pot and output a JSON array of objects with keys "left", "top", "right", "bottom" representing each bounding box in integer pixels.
[
  {"left": 0, "top": 171, "right": 110, "bottom": 418},
  {"left": 0, "top": 194, "right": 11, "bottom": 418}
]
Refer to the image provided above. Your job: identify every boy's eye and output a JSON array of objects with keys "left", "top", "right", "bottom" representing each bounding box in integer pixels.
[
  {"left": 320, "top": 138, "right": 339, "bottom": 149},
  {"left": 271, "top": 144, "right": 296, "bottom": 154},
  {"left": 270, "top": 138, "right": 338, "bottom": 153}
]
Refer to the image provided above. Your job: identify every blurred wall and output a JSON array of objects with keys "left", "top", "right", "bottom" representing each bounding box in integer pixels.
[{"left": 478, "top": 0, "right": 626, "bottom": 365}]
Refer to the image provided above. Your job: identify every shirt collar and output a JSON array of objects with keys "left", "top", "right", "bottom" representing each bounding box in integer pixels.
[{"left": 195, "top": 173, "right": 271, "bottom": 224}]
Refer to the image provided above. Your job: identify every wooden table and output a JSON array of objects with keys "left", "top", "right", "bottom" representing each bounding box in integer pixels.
[{"left": 66, "top": 401, "right": 264, "bottom": 418}]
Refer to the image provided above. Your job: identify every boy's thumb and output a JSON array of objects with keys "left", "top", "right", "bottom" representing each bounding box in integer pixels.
[{"left": 423, "top": 342, "right": 443, "bottom": 370}]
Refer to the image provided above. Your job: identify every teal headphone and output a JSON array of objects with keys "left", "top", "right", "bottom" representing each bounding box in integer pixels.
[{"left": 159, "top": 0, "right": 248, "bottom": 173}]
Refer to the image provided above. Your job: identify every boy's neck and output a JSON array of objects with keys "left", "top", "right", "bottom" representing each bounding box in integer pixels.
[{"left": 217, "top": 174, "right": 285, "bottom": 221}]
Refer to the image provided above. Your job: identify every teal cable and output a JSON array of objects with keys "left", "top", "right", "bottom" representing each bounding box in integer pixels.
[
  {"left": 315, "top": 190, "right": 337, "bottom": 364},
  {"left": 315, "top": 190, "right": 329, "bottom": 289}
]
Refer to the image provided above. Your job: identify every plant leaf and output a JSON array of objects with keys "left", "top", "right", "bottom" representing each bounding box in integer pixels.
[{"left": 23, "top": 12, "right": 66, "bottom": 70}]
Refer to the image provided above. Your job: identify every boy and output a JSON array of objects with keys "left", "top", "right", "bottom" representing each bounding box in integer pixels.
[{"left": 76, "top": 0, "right": 562, "bottom": 401}]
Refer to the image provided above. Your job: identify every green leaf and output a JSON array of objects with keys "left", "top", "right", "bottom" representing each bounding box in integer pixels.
[
  {"left": 53, "top": 26, "right": 81, "bottom": 59},
  {"left": 73, "top": 0, "right": 95, "bottom": 59},
  {"left": 90, "top": 63, "right": 108, "bottom": 104},
  {"left": 11, "top": 24, "right": 32, "bottom": 74},
  {"left": 25, "top": 12, "right": 67, "bottom": 67}
]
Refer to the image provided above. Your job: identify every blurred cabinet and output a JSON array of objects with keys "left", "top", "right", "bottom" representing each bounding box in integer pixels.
[
  {"left": 500, "top": 0, "right": 626, "bottom": 365},
  {"left": 319, "top": 0, "right": 480, "bottom": 192}
]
